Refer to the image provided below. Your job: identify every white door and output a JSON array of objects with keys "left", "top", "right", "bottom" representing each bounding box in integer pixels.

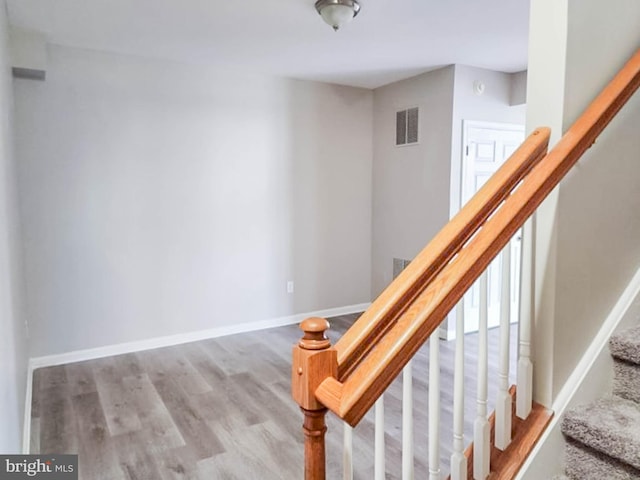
[{"left": 461, "top": 121, "right": 525, "bottom": 333}]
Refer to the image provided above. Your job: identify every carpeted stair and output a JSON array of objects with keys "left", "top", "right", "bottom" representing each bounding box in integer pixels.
[{"left": 559, "top": 325, "right": 640, "bottom": 479}]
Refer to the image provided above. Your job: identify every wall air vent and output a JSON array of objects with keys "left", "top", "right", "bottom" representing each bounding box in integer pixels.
[
  {"left": 12, "top": 67, "right": 46, "bottom": 81},
  {"left": 395, "top": 107, "right": 419, "bottom": 146}
]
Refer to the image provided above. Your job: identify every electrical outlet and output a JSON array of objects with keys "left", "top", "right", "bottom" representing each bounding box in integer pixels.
[{"left": 287, "top": 281, "right": 294, "bottom": 294}]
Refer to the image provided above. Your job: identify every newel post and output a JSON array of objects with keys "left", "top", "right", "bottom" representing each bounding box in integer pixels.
[{"left": 292, "top": 317, "right": 337, "bottom": 480}]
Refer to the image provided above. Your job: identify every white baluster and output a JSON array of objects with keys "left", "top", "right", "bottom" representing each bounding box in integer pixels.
[
  {"left": 403, "top": 361, "right": 414, "bottom": 480},
  {"left": 474, "top": 271, "right": 490, "bottom": 480},
  {"left": 517, "top": 219, "right": 534, "bottom": 419},
  {"left": 343, "top": 423, "right": 353, "bottom": 480},
  {"left": 495, "top": 244, "right": 512, "bottom": 450},
  {"left": 429, "top": 331, "right": 441, "bottom": 480},
  {"left": 450, "top": 300, "right": 467, "bottom": 480},
  {"left": 375, "top": 395, "right": 386, "bottom": 480}
]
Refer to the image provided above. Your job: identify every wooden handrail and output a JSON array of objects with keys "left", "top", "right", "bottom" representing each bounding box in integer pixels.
[
  {"left": 334, "top": 128, "right": 550, "bottom": 380},
  {"left": 311, "top": 129, "right": 548, "bottom": 425},
  {"left": 313, "top": 47, "right": 640, "bottom": 426}
]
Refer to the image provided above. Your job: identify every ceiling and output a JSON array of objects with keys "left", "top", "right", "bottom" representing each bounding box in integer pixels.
[{"left": 6, "top": 0, "right": 531, "bottom": 89}]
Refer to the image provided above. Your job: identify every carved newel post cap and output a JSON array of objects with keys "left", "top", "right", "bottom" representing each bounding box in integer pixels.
[{"left": 299, "top": 317, "right": 331, "bottom": 350}]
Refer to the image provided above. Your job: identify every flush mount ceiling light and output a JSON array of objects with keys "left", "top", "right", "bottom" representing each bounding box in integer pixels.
[{"left": 315, "top": 0, "right": 361, "bottom": 31}]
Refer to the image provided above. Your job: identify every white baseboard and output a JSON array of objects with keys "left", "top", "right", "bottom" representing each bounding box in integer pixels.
[
  {"left": 22, "top": 362, "right": 34, "bottom": 454},
  {"left": 516, "top": 264, "right": 640, "bottom": 479},
  {"left": 28, "top": 303, "right": 370, "bottom": 370}
]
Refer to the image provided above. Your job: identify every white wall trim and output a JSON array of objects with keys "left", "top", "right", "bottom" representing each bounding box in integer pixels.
[
  {"left": 22, "top": 362, "right": 34, "bottom": 454},
  {"left": 516, "top": 263, "right": 640, "bottom": 479},
  {"left": 28, "top": 302, "right": 370, "bottom": 370}
]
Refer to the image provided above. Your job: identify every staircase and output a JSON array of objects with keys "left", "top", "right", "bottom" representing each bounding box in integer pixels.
[
  {"left": 560, "top": 325, "right": 640, "bottom": 479},
  {"left": 291, "top": 48, "right": 640, "bottom": 479}
]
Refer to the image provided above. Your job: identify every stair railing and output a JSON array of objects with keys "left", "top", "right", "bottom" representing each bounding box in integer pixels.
[{"left": 292, "top": 48, "right": 640, "bottom": 480}]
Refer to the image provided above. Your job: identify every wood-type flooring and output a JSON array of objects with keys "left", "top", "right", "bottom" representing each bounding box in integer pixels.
[{"left": 31, "top": 313, "right": 516, "bottom": 479}]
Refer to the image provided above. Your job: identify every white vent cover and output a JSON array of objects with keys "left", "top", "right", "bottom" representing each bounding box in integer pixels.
[{"left": 396, "top": 107, "right": 419, "bottom": 146}]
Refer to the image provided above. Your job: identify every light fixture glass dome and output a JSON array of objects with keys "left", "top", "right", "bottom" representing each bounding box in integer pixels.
[{"left": 315, "top": 0, "right": 360, "bottom": 31}]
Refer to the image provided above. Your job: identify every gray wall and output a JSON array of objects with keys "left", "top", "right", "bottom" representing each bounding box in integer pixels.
[
  {"left": 552, "top": 0, "right": 640, "bottom": 401},
  {"left": 14, "top": 45, "right": 374, "bottom": 357},
  {"left": 0, "top": 3, "right": 28, "bottom": 452},
  {"left": 371, "top": 66, "right": 455, "bottom": 297},
  {"left": 526, "top": 0, "right": 640, "bottom": 405}
]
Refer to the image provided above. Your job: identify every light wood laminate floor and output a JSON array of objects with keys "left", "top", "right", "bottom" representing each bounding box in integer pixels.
[{"left": 31, "top": 313, "right": 516, "bottom": 479}]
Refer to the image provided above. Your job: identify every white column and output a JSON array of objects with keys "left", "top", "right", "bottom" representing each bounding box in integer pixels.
[
  {"left": 474, "top": 271, "right": 490, "bottom": 480},
  {"left": 402, "top": 361, "right": 414, "bottom": 480},
  {"left": 428, "top": 331, "right": 441, "bottom": 480},
  {"left": 517, "top": 219, "right": 534, "bottom": 419},
  {"left": 495, "top": 244, "right": 513, "bottom": 450},
  {"left": 343, "top": 423, "right": 353, "bottom": 480},
  {"left": 450, "top": 300, "right": 467, "bottom": 480},
  {"left": 374, "top": 395, "right": 386, "bottom": 480}
]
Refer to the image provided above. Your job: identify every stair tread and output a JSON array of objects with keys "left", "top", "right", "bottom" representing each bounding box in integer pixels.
[
  {"left": 610, "top": 325, "right": 640, "bottom": 364},
  {"left": 562, "top": 396, "right": 640, "bottom": 470},
  {"left": 566, "top": 437, "right": 640, "bottom": 480}
]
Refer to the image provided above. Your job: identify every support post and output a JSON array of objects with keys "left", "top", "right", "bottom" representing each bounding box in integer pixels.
[
  {"left": 302, "top": 408, "right": 328, "bottom": 480},
  {"left": 292, "top": 317, "right": 337, "bottom": 480}
]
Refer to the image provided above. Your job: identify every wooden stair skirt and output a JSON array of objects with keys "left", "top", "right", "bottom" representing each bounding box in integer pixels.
[{"left": 448, "top": 386, "right": 553, "bottom": 480}]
